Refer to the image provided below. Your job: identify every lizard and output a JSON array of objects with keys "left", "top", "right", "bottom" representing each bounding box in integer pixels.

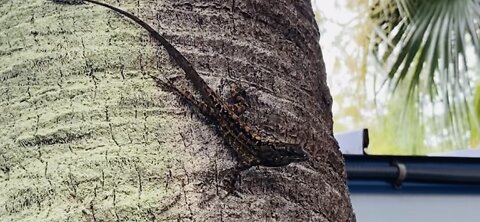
[{"left": 51, "top": 0, "right": 308, "bottom": 169}]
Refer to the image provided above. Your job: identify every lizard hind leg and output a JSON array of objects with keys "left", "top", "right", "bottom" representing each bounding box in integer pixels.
[{"left": 149, "top": 75, "right": 212, "bottom": 118}]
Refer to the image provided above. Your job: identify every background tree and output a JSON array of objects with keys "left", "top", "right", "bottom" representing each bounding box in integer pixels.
[
  {"left": 315, "top": 0, "right": 480, "bottom": 154},
  {"left": 368, "top": 0, "right": 480, "bottom": 151},
  {"left": 0, "top": 0, "right": 355, "bottom": 221}
]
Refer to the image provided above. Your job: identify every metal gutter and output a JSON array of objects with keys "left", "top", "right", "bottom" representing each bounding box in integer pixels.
[{"left": 345, "top": 155, "right": 480, "bottom": 193}]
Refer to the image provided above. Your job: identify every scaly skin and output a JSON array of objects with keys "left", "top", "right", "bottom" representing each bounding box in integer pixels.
[{"left": 55, "top": 0, "right": 308, "bottom": 168}]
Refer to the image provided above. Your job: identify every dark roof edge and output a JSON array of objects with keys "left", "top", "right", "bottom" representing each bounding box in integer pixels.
[{"left": 344, "top": 154, "right": 480, "bottom": 193}]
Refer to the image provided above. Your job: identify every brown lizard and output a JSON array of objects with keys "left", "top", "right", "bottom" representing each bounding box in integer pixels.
[{"left": 52, "top": 0, "right": 308, "bottom": 169}]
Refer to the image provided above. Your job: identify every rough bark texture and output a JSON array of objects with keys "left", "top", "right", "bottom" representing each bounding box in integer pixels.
[{"left": 0, "top": 0, "right": 355, "bottom": 221}]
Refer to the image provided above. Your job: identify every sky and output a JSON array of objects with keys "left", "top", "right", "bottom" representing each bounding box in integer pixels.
[
  {"left": 312, "top": 1, "right": 355, "bottom": 77},
  {"left": 310, "top": 1, "right": 480, "bottom": 154},
  {"left": 311, "top": 1, "right": 370, "bottom": 132}
]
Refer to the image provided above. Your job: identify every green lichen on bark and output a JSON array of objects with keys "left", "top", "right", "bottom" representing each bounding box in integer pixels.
[
  {"left": 0, "top": 0, "right": 192, "bottom": 221},
  {"left": 1, "top": 0, "right": 356, "bottom": 221}
]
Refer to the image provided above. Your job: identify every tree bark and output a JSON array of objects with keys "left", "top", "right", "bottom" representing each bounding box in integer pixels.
[{"left": 0, "top": 0, "right": 355, "bottom": 221}]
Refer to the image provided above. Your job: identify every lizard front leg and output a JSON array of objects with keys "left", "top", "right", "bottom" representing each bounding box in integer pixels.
[{"left": 225, "top": 81, "right": 250, "bottom": 116}]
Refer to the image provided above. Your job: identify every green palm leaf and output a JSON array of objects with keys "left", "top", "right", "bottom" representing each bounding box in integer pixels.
[{"left": 369, "top": 0, "right": 480, "bottom": 148}]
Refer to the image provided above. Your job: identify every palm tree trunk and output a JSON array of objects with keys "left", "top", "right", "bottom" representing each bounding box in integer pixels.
[{"left": 0, "top": 0, "right": 355, "bottom": 221}]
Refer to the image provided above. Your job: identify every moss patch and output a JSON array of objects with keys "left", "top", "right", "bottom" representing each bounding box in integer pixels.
[{"left": 0, "top": 1, "right": 192, "bottom": 221}]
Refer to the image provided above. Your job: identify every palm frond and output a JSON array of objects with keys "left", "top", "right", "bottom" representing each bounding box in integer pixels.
[{"left": 369, "top": 0, "right": 480, "bottom": 149}]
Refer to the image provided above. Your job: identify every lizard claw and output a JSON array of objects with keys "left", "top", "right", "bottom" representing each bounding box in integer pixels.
[{"left": 217, "top": 164, "right": 250, "bottom": 199}]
